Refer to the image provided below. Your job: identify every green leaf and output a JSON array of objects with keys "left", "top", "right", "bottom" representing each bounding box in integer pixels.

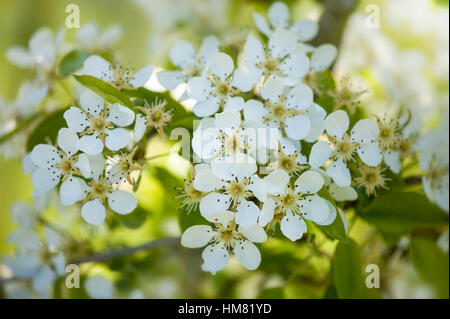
[
  {"left": 26, "top": 109, "right": 68, "bottom": 152},
  {"left": 256, "top": 287, "right": 285, "bottom": 299},
  {"left": 333, "top": 239, "right": 364, "bottom": 298},
  {"left": 409, "top": 238, "right": 449, "bottom": 298},
  {"left": 59, "top": 50, "right": 90, "bottom": 77},
  {"left": 73, "top": 74, "right": 134, "bottom": 108},
  {"left": 316, "top": 188, "right": 347, "bottom": 241},
  {"left": 178, "top": 207, "right": 209, "bottom": 233},
  {"left": 322, "top": 285, "right": 338, "bottom": 299},
  {"left": 356, "top": 191, "right": 449, "bottom": 236},
  {"left": 113, "top": 205, "right": 151, "bottom": 229}
]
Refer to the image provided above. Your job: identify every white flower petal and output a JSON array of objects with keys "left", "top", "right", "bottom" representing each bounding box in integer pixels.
[
  {"left": 63, "top": 106, "right": 89, "bottom": 133},
  {"left": 157, "top": 71, "right": 184, "bottom": 90},
  {"left": 187, "top": 76, "right": 213, "bottom": 101},
  {"left": 59, "top": 178, "right": 82, "bottom": 206},
  {"left": 193, "top": 166, "right": 225, "bottom": 192},
  {"left": 310, "top": 44, "right": 337, "bottom": 73},
  {"left": 199, "top": 193, "right": 231, "bottom": 218},
  {"left": 105, "top": 128, "right": 130, "bottom": 151},
  {"left": 31, "top": 144, "right": 60, "bottom": 167},
  {"left": 315, "top": 199, "right": 337, "bottom": 226},
  {"left": 181, "top": 225, "right": 215, "bottom": 248},
  {"left": 170, "top": 40, "right": 196, "bottom": 69},
  {"left": 326, "top": 159, "right": 351, "bottom": 187},
  {"left": 231, "top": 68, "right": 255, "bottom": 92},
  {"left": 238, "top": 225, "right": 267, "bottom": 243},
  {"left": 264, "top": 169, "right": 289, "bottom": 195},
  {"left": 286, "top": 84, "right": 313, "bottom": 110},
  {"left": 299, "top": 195, "right": 330, "bottom": 223},
  {"left": 244, "top": 34, "right": 265, "bottom": 64},
  {"left": 133, "top": 114, "right": 146, "bottom": 142},
  {"left": 32, "top": 167, "right": 60, "bottom": 191},
  {"left": 205, "top": 210, "right": 235, "bottom": 226},
  {"left": 329, "top": 183, "right": 358, "bottom": 201},
  {"left": 211, "top": 153, "right": 257, "bottom": 180},
  {"left": 304, "top": 103, "right": 326, "bottom": 142},
  {"left": 6, "top": 47, "right": 33, "bottom": 68},
  {"left": 285, "top": 114, "right": 311, "bottom": 140},
  {"left": 268, "top": 1, "right": 290, "bottom": 29},
  {"left": 57, "top": 128, "right": 79, "bottom": 156},
  {"left": 260, "top": 78, "right": 284, "bottom": 103},
  {"left": 248, "top": 174, "right": 267, "bottom": 202},
  {"left": 81, "top": 199, "right": 106, "bottom": 225},
  {"left": 252, "top": 12, "right": 272, "bottom": 36},
  {"left": 350, "top": 119, "right": 379, "bottom": 144},
  {"left": 309, "top": 141, "right": 333, "bottom": 168},
  {"left": 78, "top": 133, "right": 104, "bottom": 155},
  {"left": 384, "top": 149, "right": 401, "bottom": 174},
  {"left": 192, "top": 97, "right": 220, "bottom": 117},
  {"left": 243, "top": 99, "right": 268, "bottom": 124},
  {"left": 281, "top": 211, "right": 307, "bottom": 241},
  {"left": 281, "top": 52, "right": 310, "bottom": 82},
  {"left": 85, "top": 275, "right": 113, "bottom": 299},
  {"left": 107, "top": 190, "right": 137, "bottom": 215},
  {"left": 22, "top": 153, "right": 37, "bottom": 174},
  {"left": 358, "top": 142, "right": 382, "bottom": 167},
  {"left": 79, "top": 89, "right": 104, "bottom": 117},
  {"left": 234, "top": 240, "right": 261, "bottom": 271},
  {"left": 199, "top": 36, "right": 220, "bottom": 64},
  {"left": 268, "top": 29, "right": 297, "bottom": 59},
  {"left": 235, "top": 200, "right": 260, "bottom": 227},
  {"left": 291, "top": 19, "right": 318, "bottom": 41},
  {"left": 259, "top": 198, "right": 276, "bottom": 226},
  {"left": 201, "top": 244, "right": 229, "bottom": 275},
  {"left": 214, "top": 109, "right": 241, "bottom": 133},
  {"left": 223, "top": 96, "right": 245, "bottom": 112},
  {"left": 209, "top": 52, "right": 233, "bottom": 81},
  {"left": 107, "top": 103, "right": 135, "bottom": 127},
  {"left": 83, "top": 55, "right": 112, "bottom": 81},
  {"left": 86, "top": 154, "right": 105, "bottom": 180},
  {"left": 129, "top": 65, "right": 153, "bottom": 88},
  {"left": 295, "top": 170, "right": 324, "bottom": 194},
  {"left": 325, "top": 110, "right": 349, "bottom": 138}
]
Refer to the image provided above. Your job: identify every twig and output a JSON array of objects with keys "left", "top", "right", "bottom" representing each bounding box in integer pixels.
[{"left": 71, "top": 237, "right": 180, "bottom": 264}]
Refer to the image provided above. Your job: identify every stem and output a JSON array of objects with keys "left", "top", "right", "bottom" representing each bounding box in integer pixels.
[{"left": 70, "top": 237, "right": 180, "bottom": 264}]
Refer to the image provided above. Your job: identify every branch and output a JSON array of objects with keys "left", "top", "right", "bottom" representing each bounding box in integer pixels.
[
  {"left": 70, "top": 236, "right": 180, "bottom": 264},
  {"left": 312, "top": 0, "right": 360, "bottom": 48}
]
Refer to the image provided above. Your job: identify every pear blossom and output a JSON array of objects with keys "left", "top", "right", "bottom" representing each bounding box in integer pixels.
[
  {"left": 193, "top": 163, "right": 265, "bottom": 227},
  {"left": 78, "top": 154, "right": 137, "bottom": 225},
  {"left": 82, "top": 55, "right": 153, "bottom": 90},
  {"left": 187, "top": 52, "right": 251, "bottom": 117},
  {"left": 258, "top": 169, "right": 336, "bottom": 241},
  {"left": 6, "top": 27, "right": 65, "bottom": 81},
  {"left": 309, "top": 110, "right": 382, "bottom": 187},
  {"left": 157, "top": 36, "right": 220, "bottom": 90},
  {"left": 253, "top": 1, "right": 319, "bottom": 42},
  {"left": 181, "top": 210, "right": 267, "bottom": 274},
  {"left": 76, "top": 22, "right": 122, "bottom": 52},
  {"left": 64, "top": 89, "right": 134, "bottom": 155},
  {"left": 242, "top": 32, "right": 309, "bottom": 86},
  {"left": 134, "top": 99, "right": 172, "bottom": 141},
  {"left": 30, "top": 128, "right": 91, "bottom": 205},
  {"left": 243, "top": 79, "right": 325, "bottom": 141}
]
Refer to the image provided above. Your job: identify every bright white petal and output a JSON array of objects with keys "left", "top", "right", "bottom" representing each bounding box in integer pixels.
[
  {"left": 252, "top": 12, "right": 272, "bottom": 36},
  {"left": 238, "top": 225, "right": 267, "bottom": 243},
  {"left": 105, "top": 128, "right": 130, "bottom": 151},
  {"left": 129, "top": 65, "right": 153, "bottom": 88},
  {"left": 107, "top": 190, "right": 137, "bottom": 215},
  {"left": 260, "top": 78, "right": 284, "bottom": 103},
  {"left": 83, "top": 55, "right": 112, "bottom": 81},
  {"left": 157, "top": 71, "right": 184, "bottom": 90},
  {"left": 248, "top": 174, "right": 267, "bottom": 202},
  {"left": 81, "top": 199, "right": 106, "bottom": 225},
  {"left": 384, "top": 149, "right": 401, "bottom": 174},
  {"left": 32, "top": 167, "right": 60, "bottom": 191},
  {"left": 231, "top": 68, "right": 255, "bottom": 92},
  {"left": 59, "top": 178, "right": 82, "bottom": 206},
  {"left": 358, "top": 142, "right": 382, "bottom": 167},
  {"left": 187, "top": 76, "right": 213, "bottom": 101},
  {"left": 299, "top": 195, "right": 330, "bottom": 223},
  {"left": 309, "top": 141, "right": 333, "bottom": 168},
  {"left": 268, "top": 1, "right": 290, "bottom": 29},
  {"left": 133, "top": 114, "right": 146, "bottom": 142},
  {"left": 315, "top": 199, "right": 337, "bottom": 226},
  {"left": 295, "top": 170, "right": 324, "bottom": 194},
  {"left": 63, "top": 106, "right": 89, "bottom": 133},
  {"left": 234, "top": 240, "right": 261, "bottom": 270},
  {"left": 286, "top": 84, "right": 313, "bottom": 110},
  {"left": 30, "top": 144, "right": 60, "bottom": 167},
  {"left": 280, "top": 52, "right": 310, "bottom": 80},
  {"left": 285, "top": 114, "right": 311, "bottom": 140},
  {"left": 310, "top": 44, "right": 337, "bottom": 73},
  {"left": 199, "top": 36, "right": 220, "bottom": 64},
  {"left": 291, "top": 19, "right": 318, "bottom": 41},
  {"left": 193, "top": 166, "right": 225, "bottom": 192},
  {"left": 268, "top": 29, "right": 297, "bottom": 59},
  {"left": 209, "top": 52, "right": 233, "bottom": 81},
  {"left": 107, "top": 103, "right": 135, "bottom": 127},
  {"left": 223, "top": 96, "right": 245, "bottom": 112},
  {"left": 281, "top": 212, "right": 307, "bottom": 241},
  {"left": 79, "top": 89, "right": 104, "bottom": 117},
  {"left": 329, "top": 183, "right": 358, "bottom": 201},
  {"left": 235, "top": 200, "right": 260, "bottom": 227},
  {"left": 259, "top": 198, "right": 276, "bottom": 226},
  {"left": 350, "top": 119, "right": 379, "bottom": 144},
  {"left": 170, "top": 40, "right": 196, "bottom": 69},
  {"left": 205, "top": 210, "right": 235, "bottom": 226},
  {"left": 22, "top": 153, "right": 37, "bottom": 174},
  {"left": 326, "top": 159, "right": 351, "bottom": 187},
  {"left": 6, "top": 47, "right": 33, "bottom": 68},
  {"left": 78, "top": 133, "right": 104, "bottom": 155},
  {"left": 199, "top": 192, "right": 231, "bottom": 218},
  {"left": 264, "top": 169, "right": 289, "bottom": 195},
  {"left": 201, "top": 244, "right": 229, "bottom": 275},
  {"left": 181, "top": 225, "right": 215, "bottom": 248},
  {"left": 244, "top": 34, "right": 265, "bottom": 64},
  {"left": 192, "top": 97, "right": 220, "bottom": 117},
  {"left": 214, "top": 109, "right": 241, "bottom": 132},
  {"left": 57, "top": 128, "right": 79, "bottom": 156},
  {"left": 325, "top": 110, "right": 349, "bottom": 138},
  {"left": 243, "top": 99, "right": 268, "bottom": 124}
]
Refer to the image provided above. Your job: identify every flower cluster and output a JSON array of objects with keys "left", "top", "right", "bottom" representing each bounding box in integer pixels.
[{"left": 162, "top": 1, "right": 432, "bottom": 274}]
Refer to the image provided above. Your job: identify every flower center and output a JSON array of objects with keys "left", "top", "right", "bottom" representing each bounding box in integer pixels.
[
  {"left": 330, "top": 134, "right": 358, "bottom": 162},
  {"left": 425, "top": 163, "right": 449, "bottom": 190},
  {"left": 225, "top": 178, "right": 251, "bottom": 206},
  {"left": 176, "top": 179, "right": 204, "bottom": 213},
  {"left": 353, "top": 164, "right": 389, "bottom": 196},
  {"left": 263, "top": 58, "right": 278, "bottom": 75},
  {"left": 217, "top": 83, "right": 230, "bottom": 96},
  {"left": 85, "top": 178, "right": 112, "bottom": 203},
  {"left": 55, "top": 155, "right": 80, "bottom": 180}
]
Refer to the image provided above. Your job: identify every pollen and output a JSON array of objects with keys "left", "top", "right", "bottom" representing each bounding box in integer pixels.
[
  {"left": 332, "top": 76, "right": 367, "bottom": 114},
  {"left": 329, "top": 134, "right": 358, "bottom": 162},
  {"left": 375, "top": 114, "right": 402, "bottom": 151},
  {"left": 353, "top": 164, "right": 390, "bottom": 196},
  {"left": 225, "top": 178, "right": 252, "bottom": 207},
  {"left": 137, "top": 99, "right": 172, "bottom": 139}
]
